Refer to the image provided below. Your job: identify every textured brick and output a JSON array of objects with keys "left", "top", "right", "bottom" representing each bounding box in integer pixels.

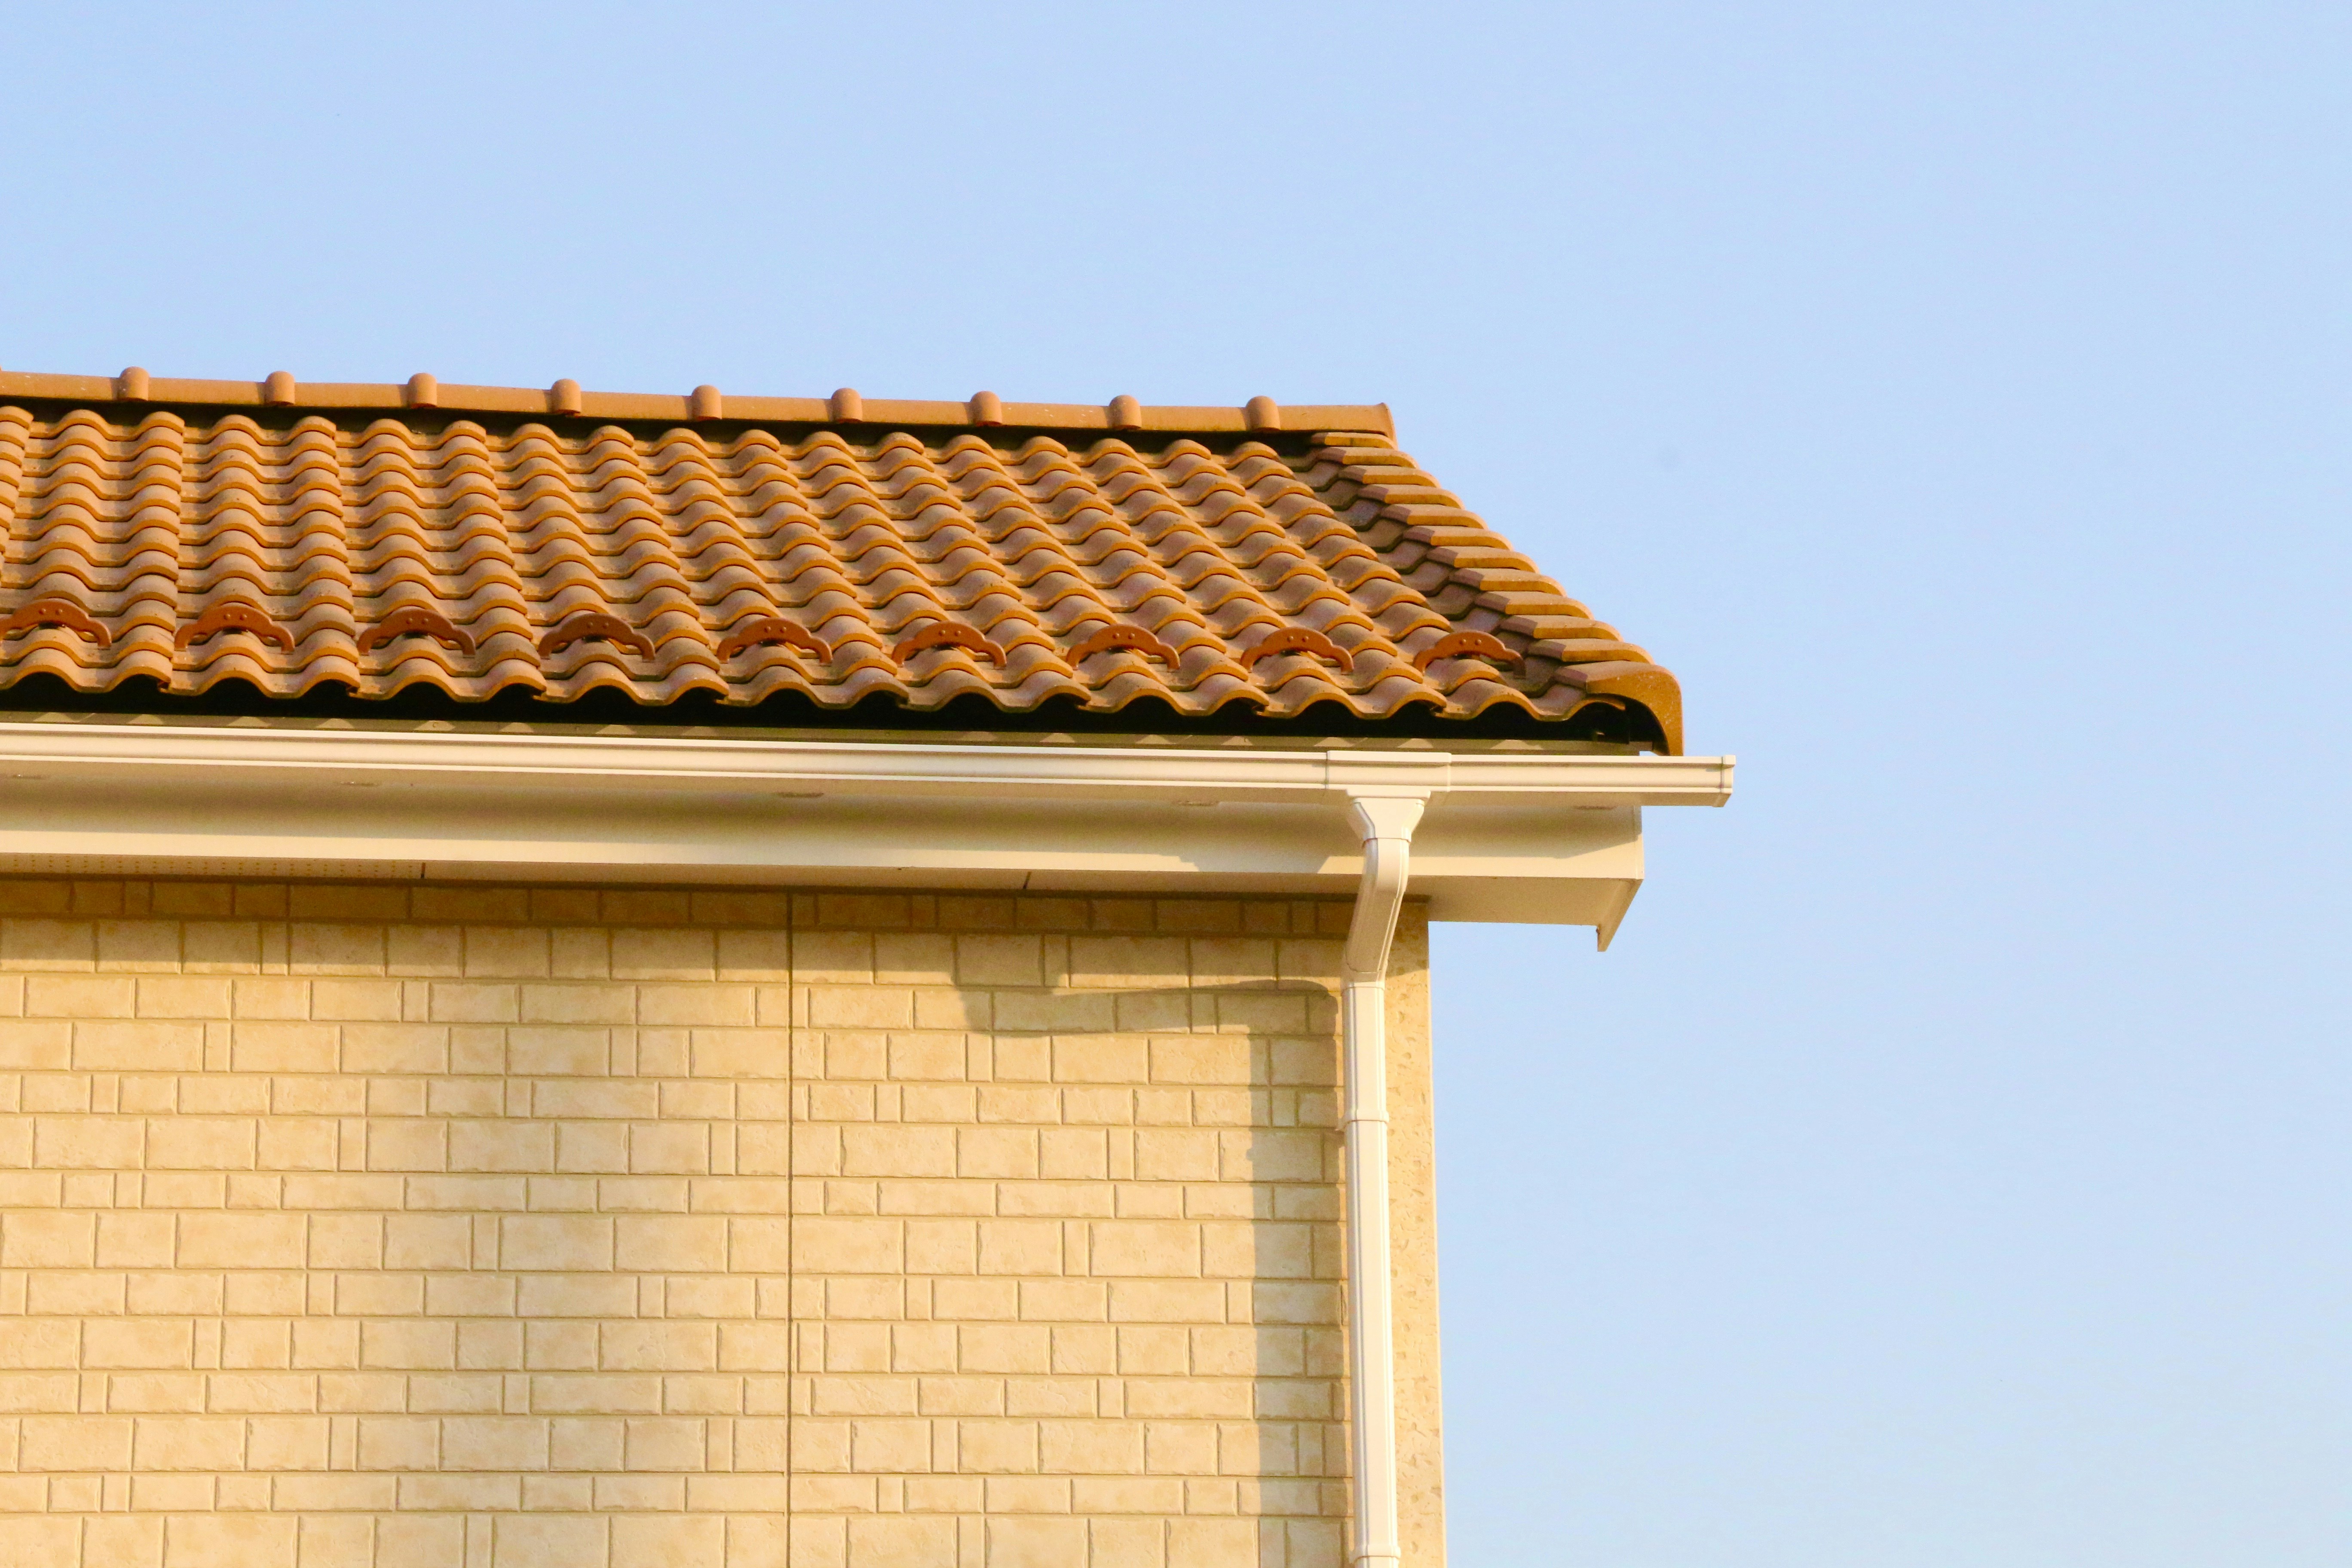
[
  {"left": 180, "top": 1213, "right": 305, "bottom": 1269},
  {"left": 0, "top": 882, "right": 1410, "bottom": 1563},
  {"left": 21, "top": 1414, "right": 132, "bottom": 1469},
  {"left": 807, "top": 986, "right": 913, "bottom": 1029},
  {"left": 988, "top": 1517, "right": 1088, "bottom": 1568},
  {"left": 491, "top": 1514, "right": 604, "bottom": 1567},
  {"left": 132, "top": 1415, "right": 245, "bottom": 1470},
  {"left": 442, "top": 1416, "right": 548, "bottom": 1471},
  {"left": 84, "top": 1318, "right": 194, "bottom": 1369},
  {"left": 0, "top": 1017, "right": 71, "bottom": 1069},
  {"left": 500, "top": 1216, "right": 613, "bottom": 1272},
  {"left": 0, "top": 1518, "right": 78, "bottom": 1568},
  {"left": 231, "top": 1021, "right": 338, "bottom": 1072},
  {"left": 612, "top": 1514, "right": 724, "bottom": 1567}
]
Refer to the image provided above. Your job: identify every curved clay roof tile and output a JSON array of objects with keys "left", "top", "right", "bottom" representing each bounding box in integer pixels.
[{"left": 0, "top": 374, "right": 1684, "bottom": 748}]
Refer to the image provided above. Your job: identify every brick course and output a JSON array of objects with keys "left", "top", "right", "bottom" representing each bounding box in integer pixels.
[{"left": 0, "top": 880, "right": 1439, "bottom": 1568}]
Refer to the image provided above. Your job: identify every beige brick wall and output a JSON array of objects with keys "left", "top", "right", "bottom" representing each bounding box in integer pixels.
[{"left": 0, "top": 879, "right": 1442, "bottom": 1568}]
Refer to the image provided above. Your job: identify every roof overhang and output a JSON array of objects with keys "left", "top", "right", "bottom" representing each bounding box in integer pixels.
[{"left": 0, "top": 721, "right": 1732, "bottom": 946}]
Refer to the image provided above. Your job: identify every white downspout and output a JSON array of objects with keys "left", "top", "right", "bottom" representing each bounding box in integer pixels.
[{"left": 1340, "top": 791, "right": 1426, "bottom": 1568}]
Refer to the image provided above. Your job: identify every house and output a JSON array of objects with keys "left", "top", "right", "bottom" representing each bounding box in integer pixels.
[{"left": 0, "top": 368, "right": 1730, "bottom": 1568}]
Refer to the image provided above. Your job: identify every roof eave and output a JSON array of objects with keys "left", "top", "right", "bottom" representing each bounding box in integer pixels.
[{"left": 0, "top": 720, "right": 1731, "bottom": 937}]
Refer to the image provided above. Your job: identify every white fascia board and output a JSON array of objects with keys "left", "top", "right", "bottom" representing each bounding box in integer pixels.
[{"left": 0, "top": 722, "right": 1733, "bottom": 931}]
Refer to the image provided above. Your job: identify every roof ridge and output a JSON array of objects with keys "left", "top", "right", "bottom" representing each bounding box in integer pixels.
[{"left": 0, "top": 368, "right": 1394, "bottom": 439}]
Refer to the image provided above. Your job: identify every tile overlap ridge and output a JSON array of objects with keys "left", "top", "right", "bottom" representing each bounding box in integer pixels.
[{"left": 0, "top": 385, "right": 1683, "bottom": 750}]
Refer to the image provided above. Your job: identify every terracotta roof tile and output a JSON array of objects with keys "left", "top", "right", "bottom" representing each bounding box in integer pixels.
[{"left": 0, "top": 372, "right": 1683, "bottom": 750}]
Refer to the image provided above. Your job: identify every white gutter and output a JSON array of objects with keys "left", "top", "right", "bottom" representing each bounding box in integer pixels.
[
  {"left": 1339, "top": 791, "right": 1426, "bottom": 1568},
  {"left": 0, "top": 722, "right": 1730, "bottom": 933}
]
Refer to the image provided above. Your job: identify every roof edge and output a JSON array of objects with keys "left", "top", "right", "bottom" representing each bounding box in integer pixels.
[
  {"left": 0, "top": 370, "right": 1395, "bottom": 439},
  {"left": 0, "top": 723, "right": 1728, "bottom": 928}
]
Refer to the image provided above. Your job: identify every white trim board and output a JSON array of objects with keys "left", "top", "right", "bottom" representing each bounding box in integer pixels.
[{"left": 0, "top": 722, "right": 1733, "bottom": 937}]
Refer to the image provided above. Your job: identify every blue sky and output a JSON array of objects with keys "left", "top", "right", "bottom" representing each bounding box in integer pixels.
[{"left": 4, "top": 4, "right": 2346, "bottom": 1562}]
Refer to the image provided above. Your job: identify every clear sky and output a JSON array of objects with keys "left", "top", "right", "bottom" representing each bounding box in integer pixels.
[{"left": 4, "top": 5, "right": 2346, "bottom": 1563}]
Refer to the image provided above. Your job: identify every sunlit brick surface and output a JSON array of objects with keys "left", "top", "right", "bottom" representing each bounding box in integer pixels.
[{"left": 0, "top": 880, "right": 1437, "bottom": 1568}]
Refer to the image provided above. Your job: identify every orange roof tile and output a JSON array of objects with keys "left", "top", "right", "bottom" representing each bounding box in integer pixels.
[{"left": 0, "top": 371, "right": 1682, "bottom": 751}]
